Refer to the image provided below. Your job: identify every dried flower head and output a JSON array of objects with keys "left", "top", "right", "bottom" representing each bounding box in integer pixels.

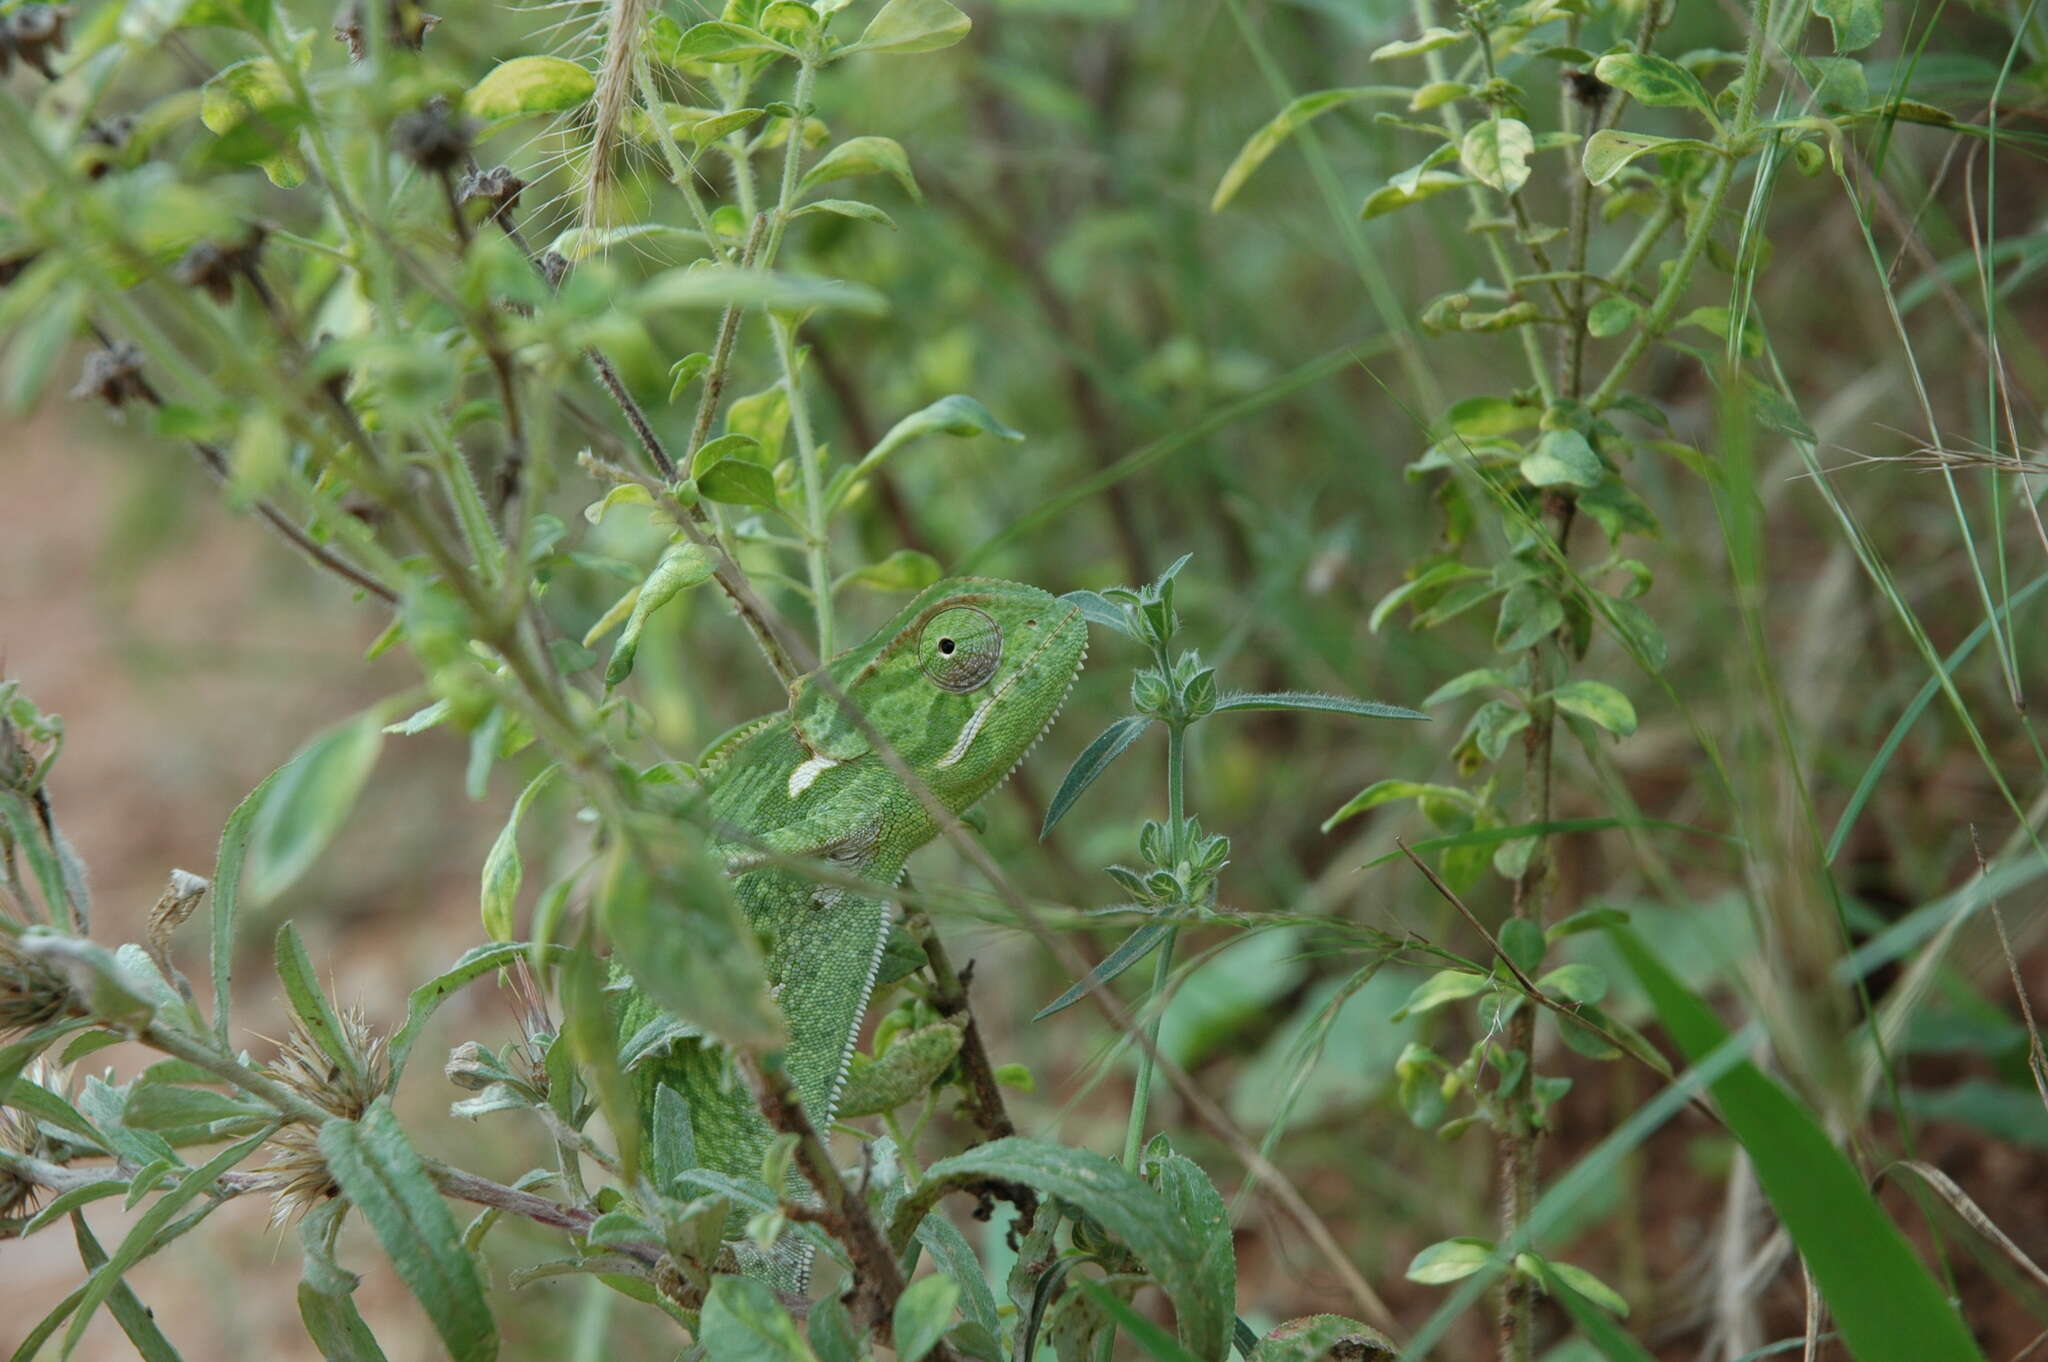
[
  {"left": 1562, "top": 68, "right": 1611, "bottom": 111},
  {"left": 390, "top": 99, "right": 470, "bottom": 174},
  {"left": 0, "top": 1079, "right": 49, "bottom": 1218},
  {"left": 0, "top": 5, "right": 71, "bottom": 80},
  {"left": 172, "top": 230, "right": 264, "bottom": 306},
  {"left": 458, "top": 165, "right": 526, "bottom": 229},
  {"left": 251, "top": 1006, "right": 390, "bottom": 1223},
  {"left": 70, "top": 343, "right": 150, "bottom": 409},
  {"left": 0, "top": 933, "right": 76, "bottom": 1038},
  {"left": 332, "top": 0, "right": 437, "bottom": 61}
]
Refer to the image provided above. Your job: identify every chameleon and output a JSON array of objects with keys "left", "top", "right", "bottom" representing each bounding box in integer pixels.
[{"left": 617, "top": 577, "right": 1087, "bottom": 1282}]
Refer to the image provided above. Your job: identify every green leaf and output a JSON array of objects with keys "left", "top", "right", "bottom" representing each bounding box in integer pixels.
[
  {"left": 808, "top": 1296, "right": 859, "bottom": 1362},
  {"left": 1812, "top": 0, "right": 1881, "bottom": 52},
  {"left": 1041, "top": 715, "right": 1153, "bottom": 838},
  {"left": 1611, "top": 927, "right": 1987, "bottom": 1362},
  {"left": 607, "top": 542, "right": 716, "bottom": 687},
  {"left": 599, "top": 834, "right": 783, "bottom": 1053},
  {"left": 1371, "top": 26, "right": 1467, "bottom": 60},
  {"left": 464, "top": 57, "right": 595, "bottom": 121},
  {"left": 61, "top": 1128, "right": 272, "bottom": 1357},
  {"left": 1031, "top": 920, "right": 1173, "bottom": 1022},
  {"left": 1071, "top": 1279, "right": 1202, "bottom": 1362},
  {"left": 1591, "top": 53, "right": 1718, "bottom": 123},
  {"left": 1494, "top": 585, "right": 1563, "bottom": 652},
  {"left": 1548, "top": 1260, "right": 1629, "bottom": 1317},
  {"left": 1587, "top": 296, "right": 1637, "bottom": 338},
  {"left": 897, "top": 1138, "right": 1232, "bottom": 1362},
  {"left": 696, "top": 460, "right": 781, "bottom": 512},
  {"left": 247, "top": 710, "right": 385, "bottom": 904},
  {"left": 674, "top": 20, "right": 796, "bottom": 62},
  {"left": 1248, "top": 1315, "right": 1397, "bottom": 1361},
  {"left": 793, "top": 198, "right": 897, "bottom": 229},
  {"left": 1406, "top": 1236, "right": 1495, "bottom": 1285},
  {"left": 700, "top": 1276, "right": 819, "bottom": 1361},
  {"left": 548, "top": 223, "right": 706, "bottom": 263},
  {"left": 1550, "top": 680, "right": 1636, "bottom": 736},
  {"left": 1321, "top": 779, "right": 1476, "bottom": 832},
  {"left": 836, "top": 549, "right": 943, "bottom": 594},
  {"left": 274, "top": 920, "right": 365, "bottom": 1088},
  {"left": 1520, "top": 429, "right": 1604, "bottom": 489},
  {"left": 893, "top": 1274, "right": 960, "bottom": 1362},
  {"left": 1211, "top": 87, "right": 1407, "bottom": 211},
  {"left": 480, "top": 766, "right": 557, "bottom": 940},
  {"left": 1459, "top": 117, "right": 1535, "bottom": 194},
  {"left": 864, "top": 392, "right": 1023, "bottom": 466},
  {"left": 319, "top": 1099, "right": 497, "bottom": 1362},
  {"left": 1581, "top": 130, "right": 1718, "bottom": 186},
  {"left": 388, "top": 941, "right": 568, "bottom": 1084},
  {"left": 915, "top": 1212, "right": 1001, "bottom": 1336},
  {"left": 799, "top": 136, "right": 920, "bottom": 201},
  {"left": 1392, "top": 969, "right": 1491, "bottom": 1022},
  {"left": 209, "top": 764, "right": 280, "bottom": 1045},
  {"left": 1534, "top": 1260, "right": 1654, "bottom": 1362},
  {"left": 1537, "top": 963, "right": 1608, "bottom": 1005},
  {"left": 198, "top": 58, "right": 309, "bottom": 186},
  {"left": 1361, "top": 171, "right": 1471, "bottom": 218},
  {"left": 636, "top": 267, "right": 886, "bottom": 317},
  {"left": 1141, "top": 1139, "right": 1235, "bottom": 1353},
  {"left": 849, "top": 0, "right": 971, "bottom": 55},
  {"left": 297, "top": 1202, "right": 390, "bottom": 1362},
  {"left": 69, "top": 1215, "right": 185, "bottom": 1362},
  {"left": 1210, "top": 691, "right": 1428, "bottom": 721}
]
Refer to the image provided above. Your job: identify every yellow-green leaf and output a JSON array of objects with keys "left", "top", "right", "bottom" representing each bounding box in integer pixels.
[{"left": 464, "top": 56, "right": 595, "bottom": 121}]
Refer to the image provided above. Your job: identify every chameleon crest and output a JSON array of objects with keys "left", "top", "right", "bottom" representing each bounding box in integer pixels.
[{"left": 621, "top": 578, "right": 1086, "bottom": 1283}]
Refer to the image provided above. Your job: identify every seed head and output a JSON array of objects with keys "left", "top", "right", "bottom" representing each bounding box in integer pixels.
[
  {"left": 252, "top": 1007, "right": 390, "bottom": 1223},
  {"left": 1562, "top": 68, "right": 1612, "bottom": 112},
  {"left": 0, "top": 934, "right": 76, "bottom": 1038}
]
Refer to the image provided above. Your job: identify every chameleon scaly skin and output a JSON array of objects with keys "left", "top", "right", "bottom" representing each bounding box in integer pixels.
[{"left": 620, "top": 578, "right": 1086, "bottom": 1279}]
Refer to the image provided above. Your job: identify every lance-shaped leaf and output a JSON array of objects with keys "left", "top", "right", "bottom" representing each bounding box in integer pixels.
[
  {"left": 479, "top": 765, "right": 558, "bottom": 939},
  {"left": 636, "top": 267, "right": 885, "bottom": 316},
  {"left": 893, "top": 1274, "right": 960, "bottom": 1362},
  {"left": 318, "top": 1099, "right": 498, "bottom": 1362},
  {"left": 275, "top": 920, "right": 365, "bottom": 1089},
  {"left": 247, "top": 709, "right": 385, "bottom": 905},
  {"left": 1611, "top": 926, "right": 1986, "bottom": 1362},
  {"left": 1211, "top": 87, "right": 1407, "bottom": 211},
  {"left": 1032, "top": 919, "right": 1174, "bottom": 1021},
  {"left": 1041, "top": 715, "right": 1153, "bottom": 838},
  {"left": 700, "top": 1276, "right": 817, "bottom": 1360},
  {"left": 387, "top": 940, "right": 571, "bottom": 1083},
  {"left": 834, "top": 394, "right": 1023, "bottom": 508},
  {"left": 1209, "top": 691, "right": 1427, "bottom": 721},
  {"left": 607, "top": 542, "right": 715, "bottom": 687}
]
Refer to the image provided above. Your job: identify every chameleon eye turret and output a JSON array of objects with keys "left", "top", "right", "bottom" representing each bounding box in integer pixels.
[{"left": 919, "top": 605, "right": 1002, "bottom": 691}]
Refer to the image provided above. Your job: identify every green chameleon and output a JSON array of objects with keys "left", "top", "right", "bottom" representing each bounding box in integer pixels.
[{"left": 618, "top": 577, "right": 1087, "bottom": 1281}]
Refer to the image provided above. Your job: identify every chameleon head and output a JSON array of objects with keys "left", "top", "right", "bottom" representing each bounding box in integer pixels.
[{"left": 793, "top": 578, "right": 1087, "bottom": 813}]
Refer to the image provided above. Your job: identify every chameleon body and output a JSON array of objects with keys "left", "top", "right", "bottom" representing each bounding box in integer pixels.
[{"left": 621, "top": 578, "right": 1086, "bottom": 1280}]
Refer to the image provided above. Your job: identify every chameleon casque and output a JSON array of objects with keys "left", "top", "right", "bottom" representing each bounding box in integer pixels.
[{"left": 618, "top": 577, "right": 1087, "bottom": 1282}]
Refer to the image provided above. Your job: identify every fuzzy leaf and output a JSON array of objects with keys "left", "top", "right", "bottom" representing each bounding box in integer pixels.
[
  {"left": 1032, "top": 919, "right": 1173, "bottom": 1021},
  {"left": 480, "top": 766, "right": 557, "bottom": 939},
  {"left": 1520, "top": 429, "right": 1603, "bottom": 488},
  {"left": 319, "top": 1100, "right": 497, "bottom": 1362},
  {"left": 1211, "top": 690, "right": 1428, "bottom": 721},
  {"left": 700, "top": 1276, "right": 818, "bottom": 1361},
  {"left": 1812, "top": 0, "right": 1882, "bottom": 52},
  {"left": 247, "top": 710, "right": 384, "bottom": 904},
  {"left": 1041, "top": 715, "right": 1153, "bottom": 838},
  {"left": 674, "top": 20, "right": 795, "bottom": 62},
  {"left": 893, "top": 1274, "right": 960, "bottom": 1362}
]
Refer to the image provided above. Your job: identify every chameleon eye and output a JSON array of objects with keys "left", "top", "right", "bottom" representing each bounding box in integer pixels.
[{"left": 919, "top": 606, "right": 1001, "bottom": 692}]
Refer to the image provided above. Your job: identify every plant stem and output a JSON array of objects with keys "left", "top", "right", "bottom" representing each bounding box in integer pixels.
[
  {"left": 1122, "top": 720, "right": 1188, "bottom": 1171},
  {"left": 773, "top": 313, "right": 835, "bottom": 659}
]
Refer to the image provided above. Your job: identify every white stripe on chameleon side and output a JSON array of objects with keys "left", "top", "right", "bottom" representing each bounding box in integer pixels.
[{"left": 786, "top": 754, "right": 838, "bottom": 799}]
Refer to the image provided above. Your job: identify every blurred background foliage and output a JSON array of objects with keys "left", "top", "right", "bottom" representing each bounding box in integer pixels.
[{"left": 9, "top": 0, "right": 2048, "bottom": 1357}]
